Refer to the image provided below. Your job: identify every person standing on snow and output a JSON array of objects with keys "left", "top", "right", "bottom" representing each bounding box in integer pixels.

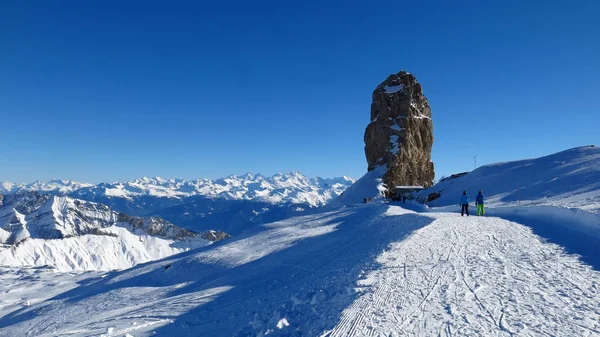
[
  {"left": 460, "top": 191, "right": 470, "bottom": 216},
  {"left": 476, "top": 190, "right": 485, "bottom": 216}
]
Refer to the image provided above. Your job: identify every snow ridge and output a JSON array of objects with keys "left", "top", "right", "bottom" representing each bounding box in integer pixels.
[
  {"left": 0, "top": 179, "right": 93, "bottom": 195},
  {"left": 0, "top": 192, "right": 201, "bottom": 244},
  {"left": 0, "top": 192, "right": 215, "bottom": 271}
]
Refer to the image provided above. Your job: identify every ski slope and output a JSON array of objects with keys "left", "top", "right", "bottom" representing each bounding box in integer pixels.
[
  {"left": 1, "top": 203, "right": 599, "bottom": 336},
  {"left": 0, "top": 267, "right": 103, "bottom": 320},
  {"left": 325, "top": 208, "right": 600, "bottom": 336}
]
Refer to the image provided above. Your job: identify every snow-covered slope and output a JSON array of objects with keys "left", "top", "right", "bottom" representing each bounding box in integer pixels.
[
  {"left": 419, "top": 145, "right": 600, "bottom": 213},
  {"left": 332, "top": 165, "right": 388, "bottom": 205},
  {"left": 2, "top": 148, "right": 599, "bottom": 336},
  {"left": 0, "top": 192, "right": 218, "bottom": 271},
  {"left": 0, "top": 225, "right": 210, "bottom": 272},
  {"left": 1, "top": 202, "right": 599, "bottom": 336}
]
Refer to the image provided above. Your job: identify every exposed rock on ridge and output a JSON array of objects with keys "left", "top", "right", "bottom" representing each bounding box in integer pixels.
[
  {"left": 0, "top": 192, "right": 228, "bottom": 245},
  {"left": 364, "top": 70, "right": 435, "bottom": 188}
]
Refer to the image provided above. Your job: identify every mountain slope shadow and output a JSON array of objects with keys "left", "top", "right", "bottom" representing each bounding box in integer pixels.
[
  {"left": 0, "top": 204, "right": 435, "bottom": 336},
  {"left": 497, "top": 213, "right": 600, "bottom": 271}
]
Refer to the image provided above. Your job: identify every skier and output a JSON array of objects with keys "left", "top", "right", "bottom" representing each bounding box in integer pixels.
[
  {"left": 460, "top": 191, "right": 469, "bottom": 216},
  {"left": 476, "top": 190, "right": 485, "bottom": 216}
]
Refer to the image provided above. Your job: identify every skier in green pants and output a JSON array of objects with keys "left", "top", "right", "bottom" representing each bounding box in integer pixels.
[{"left": 476, "top": 190, "right": 485, "bottom": 216}]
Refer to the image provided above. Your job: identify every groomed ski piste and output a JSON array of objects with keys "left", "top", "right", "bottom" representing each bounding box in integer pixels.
[{"left": 1, "top": 146, "right": 599, "bottom": 337}]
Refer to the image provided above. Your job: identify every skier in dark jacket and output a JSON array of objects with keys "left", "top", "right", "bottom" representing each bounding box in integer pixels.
[
  {"left": 476, "top": 190, "right": 485, "bottom": 216},
  {"left": 460, "top": 191, "right": 469, "bottom": 216}
]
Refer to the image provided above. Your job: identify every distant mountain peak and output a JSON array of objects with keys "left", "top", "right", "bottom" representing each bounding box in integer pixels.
[
  {"left": 0, "top": 193, "right": 203, "bottom": 244},
  {"left": 1, "top": 173, "right": 356, "bottom": 207},
  {"left": 0, "top": 191, "right": 230, "bottom": 271}
]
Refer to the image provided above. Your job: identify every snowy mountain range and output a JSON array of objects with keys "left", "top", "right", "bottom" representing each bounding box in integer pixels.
[
  {"left": 2, "top": 146, "right": 598, "bottom": 336},
  {"left": 0, "top": 172, "right": 355, "bottom": 235},
  {"left": 0, "top": 179, "right": 93, "bottom": 195},
  {"left": 0, "top": 192, "right": 227, "bottom": 271},
  {"left": 0, "top": 172, "right": 354, "bottom": 271},
  {"left": 1, "top": 172, "right": 355, "bottom": 207}
]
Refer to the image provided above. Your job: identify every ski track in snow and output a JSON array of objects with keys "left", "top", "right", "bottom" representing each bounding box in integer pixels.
[
  {"left": 325, "top": 208, "right": 600, "bottom": 337},
  {"left": 1, "top": 204, "right": 600, "bottom": 336}
]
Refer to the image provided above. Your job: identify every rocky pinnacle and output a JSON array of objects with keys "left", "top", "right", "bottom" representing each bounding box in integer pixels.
[{"left": 364, "top": 70, "right": 435, "bottom": 188}]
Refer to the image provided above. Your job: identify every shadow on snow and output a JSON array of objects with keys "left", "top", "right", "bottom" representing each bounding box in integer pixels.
[
  {"left": 495, "top": 213, "right": 600, "bottom": 271},
  {"left": 0, "top": 204, "right": 436, "bottom": 336}
]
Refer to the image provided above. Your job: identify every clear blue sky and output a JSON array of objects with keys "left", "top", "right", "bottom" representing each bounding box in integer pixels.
[{"left": 1, "top": 1, "right": 598, "bottom": 183}]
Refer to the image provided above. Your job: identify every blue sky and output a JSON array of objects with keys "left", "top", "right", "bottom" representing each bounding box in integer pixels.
[{"left": 1, "top": 1, "right": 598, "bottom": 183}]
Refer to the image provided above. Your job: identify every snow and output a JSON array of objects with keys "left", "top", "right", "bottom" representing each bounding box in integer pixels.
[
  {"left": 103, "top": 185, "right": 134, "bottom": 199},
  {"left": 0, "top": 195, "right": 211, "bottom": 271},
  {"left": 0, "top": 179, "right": 92, "bottom": 194},
  {"left": 0, "top": 266, "right": 103, "bottom": 319},
  {"left": 277, "top": 318, "right": 290, "bottom": 329},
  {"left": 409, "top": 102, "right": 431, "bottom": 120},
  {"left": 0, "top": 225, "right": 209, "bottom": 271},
  {"left": 412, "top": 114, "right": 431, "bottom": 120},
  {"left": 2, "top": 202, "right": 600, "bottom": 336},
  {"left": 1, "top": 146, "right": 600, "bottom": 336},
  {"left": 325, "top": 210, "right": 600, "bottom": 336},
  {"left": 395, "top": 185, "right": 424, "bottom": 189},
  {"left": 384, "top": 84, "right": 405, "bottom": 94},
  {"left": 331, "top": 165, "right": 387, "bottom": 205},
  {"left": 487, "top": 204, "right": 600, "bottom": 239},
  {"left": 191, "top": 217, "right": 338, "bottom": 268},
  {"left": 0, "top": 195, "right": 118, "bottom": 244},
  {"left": 419, "top": 145, "right": 600, "bottom": 214},
  {"left": 32, "top": 173, "right": 356, "bottom": 208},
  {"left": 1, "top": 173, "right": 356, "bottom": 208}
]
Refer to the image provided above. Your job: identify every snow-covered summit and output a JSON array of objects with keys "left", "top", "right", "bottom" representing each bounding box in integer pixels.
[
  {"left": 0, "top": 192, "right": 206, "bottom": 245},
  {"left": 0, "top": 192, "right": 222, "bottom": 271}
]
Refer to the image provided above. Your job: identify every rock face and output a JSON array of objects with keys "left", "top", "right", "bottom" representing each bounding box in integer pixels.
[
  {"left": 201, "top": 230, "right": 232, "bottom": 242},
  {"left": 0, "top": 191, "right": 229, "bottom": 245},
  {"left": 364, "top": 70, "right": 435, "bottom": 189}
]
